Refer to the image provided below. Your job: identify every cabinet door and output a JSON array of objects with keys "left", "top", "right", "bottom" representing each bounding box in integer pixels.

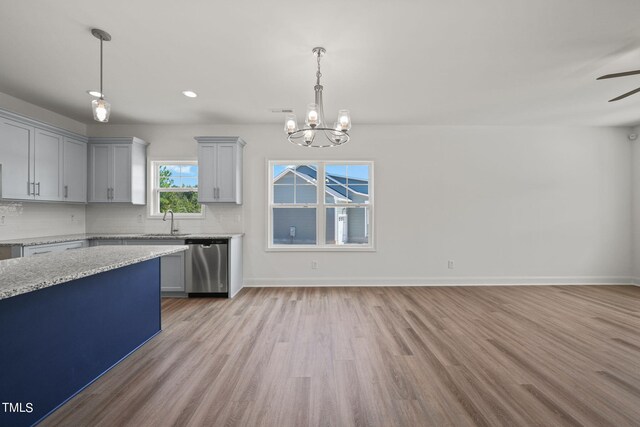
[
  {"left": 63, "top": 138, "right": 87, "bottom": 203},
  {"left": 0, "top": 118, "right": 34, "bottom": 200},
  {"left": 111, "top": 145, "right": 131, "bottom": 202},
  {"left": 215, "top": 144, "right": 236, "bottom": 202},
  {"left": 160, "top": 252, "right": 186, "bottom": 292},
  {"left": 34, "top": 129, "right": 63, "bottom": 201},
  {"left": 88, "top": 144, "right": 111, "bottom": 202},
  {"left": 197, "top": 143, "right": 217, "bottom": 202}
]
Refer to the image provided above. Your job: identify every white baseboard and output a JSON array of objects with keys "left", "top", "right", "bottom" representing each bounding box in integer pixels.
[
  {"left": 244, "top": 276, "right": 633, "bottom": 287},
  {"left": 631, "top": 277, "right": 640, "bottom": 286}
]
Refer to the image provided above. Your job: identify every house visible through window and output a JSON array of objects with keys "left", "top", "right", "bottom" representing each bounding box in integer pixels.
[
  {"left": 151, "top": 161, "right": 203, "bottom": 216},
  {"left": 269, "top": 161, "right": 373, "bottom": 249}
]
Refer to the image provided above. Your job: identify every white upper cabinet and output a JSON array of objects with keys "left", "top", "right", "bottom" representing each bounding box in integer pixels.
[
  {"left": 33, "top": 129, "right": 63, "bottom": 201},
  {"left": 195, "top": 136, "right": 245, "bottom": 204},
  {"left": 88, "top": 137, "right": 147, "bottom": 204},
  {"left": 0, "top": 111, "right": 85, "bottom": 203},
  {"left": 0, "top": 117, "right": 34, "bottom": 200},
  {"left": 63, "top": 137, "right": 87, "bottom": 203}
]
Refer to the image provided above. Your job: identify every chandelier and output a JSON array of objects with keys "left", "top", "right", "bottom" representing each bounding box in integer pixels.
[{"left": 284, "top": 47, "right": 351, "bottom": 148}]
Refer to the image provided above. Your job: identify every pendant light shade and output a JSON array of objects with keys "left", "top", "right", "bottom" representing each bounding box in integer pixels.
[
  {"left": 91, "top": 28, "right": 112, "bottom": 123},
  {"left": 92, "top": 98, "right": 111, "bottom": 122}
]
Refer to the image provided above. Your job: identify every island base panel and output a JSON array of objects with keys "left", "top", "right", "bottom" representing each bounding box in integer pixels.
[{"left": 0, "top": 258, "right": 161, "bottom": 426}]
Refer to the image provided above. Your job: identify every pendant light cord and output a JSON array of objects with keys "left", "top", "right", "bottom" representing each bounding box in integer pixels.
[{"left": 99, "top": 36, "right": 104, "bottom": 99}]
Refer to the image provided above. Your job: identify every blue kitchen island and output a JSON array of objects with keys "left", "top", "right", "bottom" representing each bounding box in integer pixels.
[{"left": 0, "top": 245, "right": 187, "bottom": 426}]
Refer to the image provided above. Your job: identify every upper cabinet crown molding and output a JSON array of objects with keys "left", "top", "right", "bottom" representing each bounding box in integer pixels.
[
  {"left": 195, "top": 136, "right": 245, "bottom": 204},
  {"left": 194, "top": 136, "right": 246, "bottom": 146},
  {"left": 87, "top": 136, "right": 148, "bottom": 146},
  {"left": 0, "top": 107, "right": 87, "bottom": 142}
]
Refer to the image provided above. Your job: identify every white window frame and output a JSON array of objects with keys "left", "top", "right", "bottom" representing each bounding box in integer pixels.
[
  {"left": 267, "top": 160, "right": 375, "bottom": 251},
  {"left": 148, "top": 160, "right": 205, "bottom": 219}
]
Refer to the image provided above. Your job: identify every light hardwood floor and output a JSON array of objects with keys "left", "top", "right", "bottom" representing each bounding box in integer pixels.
[{"left": 43, "top": 286, "right": 640, "bottom": 427}]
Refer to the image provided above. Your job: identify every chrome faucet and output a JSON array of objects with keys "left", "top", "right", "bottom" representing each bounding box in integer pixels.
[{"left": 162, "top": 210, "right": 178, "bottom": 235}]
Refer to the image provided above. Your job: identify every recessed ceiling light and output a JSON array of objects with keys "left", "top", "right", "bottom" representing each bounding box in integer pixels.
[
  {"left": 182, "top": 90, "right": 198, "bottom": 98},
  {"left": 86, "top": 90, "right": 103, "bottom": 97}
]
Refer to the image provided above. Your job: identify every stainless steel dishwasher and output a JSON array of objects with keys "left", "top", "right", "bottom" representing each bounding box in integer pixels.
[{"left": 185, "top": 238, "right": 229, "bottom": 297}]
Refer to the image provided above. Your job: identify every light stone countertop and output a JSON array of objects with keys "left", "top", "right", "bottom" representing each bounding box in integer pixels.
[
  {"left": 0, "top": 233, "right": 243, "bottom": 247},
  {"left": 0, "top": 245, "right": 188, "bottom": 301}
]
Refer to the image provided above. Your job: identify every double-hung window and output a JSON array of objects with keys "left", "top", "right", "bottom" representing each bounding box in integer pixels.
[
  {"left": 268, "top": 161, "right": 373, "bottom": 250},
  {"left": 150, "top": 161, "right": 203, "bottom": 217}
]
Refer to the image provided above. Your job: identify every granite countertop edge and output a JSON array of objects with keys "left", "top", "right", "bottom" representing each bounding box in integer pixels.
[
  {"left": 0, "top": 233, "right": 244, "bottom": 247},
  {"left": 0, "top": 245, "right": 188, "bottom": 301}
]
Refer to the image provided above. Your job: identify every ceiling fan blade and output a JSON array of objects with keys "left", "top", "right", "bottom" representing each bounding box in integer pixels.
[
  {"left": 608, "top": 86, "right": 640, "bottom": 102},
  {"left": 597, "top": 70, "right": 640, "bottom": 80}
]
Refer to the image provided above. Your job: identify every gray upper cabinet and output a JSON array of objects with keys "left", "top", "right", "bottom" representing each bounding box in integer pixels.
[
  {"left": 195, "top": 136, "right": 245, "bottom": 204},
  {"left": 0, "top": 111, "right": 85, "bottom": 202},
  {"left": 63, "top": 137, "right": 87, "bottom": 203},
  {"left": 88, "top": 137, "right": 148, "bottom": 204},
  {"left": 0, "top": 117, "right": 34, "bottom": 200},
  {"left": 33, "top": 129, "right": 63, "bottom": 201}
]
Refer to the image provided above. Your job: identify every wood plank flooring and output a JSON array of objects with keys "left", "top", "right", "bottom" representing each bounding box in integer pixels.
[{"left": 42, "top": 285, "right": 640, "bottom": 427}]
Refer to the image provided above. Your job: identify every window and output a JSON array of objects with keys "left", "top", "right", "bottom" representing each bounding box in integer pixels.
[
  {"left": 268, "top": 161, "right": 373, "bottom": 250},
  {"left": 150, "top": 161, "right": 203, "bottom": 217}
]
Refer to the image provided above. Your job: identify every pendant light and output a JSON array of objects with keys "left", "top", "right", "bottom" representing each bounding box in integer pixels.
[{"left": 91, "top": 28, "right": 112, "bottom": 122}]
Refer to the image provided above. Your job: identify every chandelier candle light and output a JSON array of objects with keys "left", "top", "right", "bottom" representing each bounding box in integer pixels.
[
  {"left": 91, "top": 28, "right": 112, "bottom": 123},
  {"left": 284, "top": 47, "right": 351, "bottom": 148}
]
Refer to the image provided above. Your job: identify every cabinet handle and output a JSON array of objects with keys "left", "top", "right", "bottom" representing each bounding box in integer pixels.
[
  {"left": 64, "top": 185, "right": 68, "bottom": 198},
  {"left": 28, "top": 181, "right": 34, "bottom": 195},
  {"left": 36, "top": 182, "right": 41, "bottom": 196},
  {"left": 216, "top": 187, "right": 219, "bottom": 199},
  {"left": 32, "top": 250, "right": 52, "bottom": 255}
]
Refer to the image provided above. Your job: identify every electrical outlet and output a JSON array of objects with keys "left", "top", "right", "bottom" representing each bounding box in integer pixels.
[
  {"left": 311, "top": 260, "right": 318, "bottom": 269},
  {"left": 70, "top": 214, "right": 75, "bottom": 223},
  {"left": 0, "top": 215, "right": 5, "bottom": 226},
  {"left": 448, "top": 260, "right": 455, "bottom": 269},
  {"left": 137, "top": 214, "right": 143, "bottom": 223}
]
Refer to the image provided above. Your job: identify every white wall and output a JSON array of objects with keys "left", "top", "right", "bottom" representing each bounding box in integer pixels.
[
  {"left": 631, "top": 126, "right": 640, "bottom": 283},
  {"left": 0, "top": 92, "right": 87, "bottom": 240},
  {"left": 0, "top": 92, "right": 86, "bottom": 135},
  {"left": 88, "top": 123, "right": 632, "bottom": 285}
]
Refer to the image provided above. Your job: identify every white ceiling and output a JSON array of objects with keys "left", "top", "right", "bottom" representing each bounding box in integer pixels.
[{"left": 1, "top": 0, "right": 640, "bottom": 126}]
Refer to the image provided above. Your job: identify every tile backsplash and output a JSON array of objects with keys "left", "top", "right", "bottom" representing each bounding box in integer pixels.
[
  {"left": 85, "top": 204, "right": 243, "bottom": 235},
  {"left": 0, "top": 201, "right": 243, "bottom": 241},
  {"left": 0, "top": 202, "right": 86, "bottom": 240}
]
